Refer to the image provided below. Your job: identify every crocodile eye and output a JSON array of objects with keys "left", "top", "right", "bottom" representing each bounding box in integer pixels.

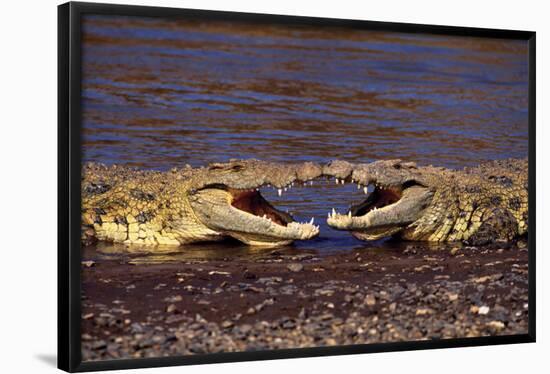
[
  {"left": 231, "top": 165, "right": 244, "bottom": 172},
  {"left": 208, "top": 164, "right": 224, "bottom": 171}
]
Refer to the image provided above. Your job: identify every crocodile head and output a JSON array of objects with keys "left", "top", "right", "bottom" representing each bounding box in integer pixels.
[
  {"left": 186, "top": 159, "right": 322, "bottom": 246},
  {"left": 324, "top": 159, "right": 434, "bottom": 240}
]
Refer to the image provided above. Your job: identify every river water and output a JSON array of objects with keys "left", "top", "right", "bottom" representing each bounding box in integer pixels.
[{"left": 80, "top": 14, "right": 529, "bottom": 257}]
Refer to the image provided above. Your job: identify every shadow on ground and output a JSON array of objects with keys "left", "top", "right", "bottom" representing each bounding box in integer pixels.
[{"left": 35, "top": 354, "right": 56, "bottom": 367}]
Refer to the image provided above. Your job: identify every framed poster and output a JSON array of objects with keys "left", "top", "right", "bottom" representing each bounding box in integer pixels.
[{"left": 58, "top": 1, "right": 535, "bottom": 372}]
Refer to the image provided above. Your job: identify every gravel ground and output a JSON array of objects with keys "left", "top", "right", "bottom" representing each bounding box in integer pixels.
[{"left": 80, "top": 240, "right": 529, "bottom": 361}]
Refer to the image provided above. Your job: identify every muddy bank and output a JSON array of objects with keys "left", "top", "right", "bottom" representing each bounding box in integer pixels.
[{"left": 81, "top": 241, "right": 529, "bottom": 361}]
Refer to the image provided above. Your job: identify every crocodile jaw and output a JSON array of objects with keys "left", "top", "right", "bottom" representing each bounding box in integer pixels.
[
  {"left": 189, "top": 187, "right": 319, "bottom": 246},
  {"left": 327, "top": 185, "right": 433, "bottom": 240}
]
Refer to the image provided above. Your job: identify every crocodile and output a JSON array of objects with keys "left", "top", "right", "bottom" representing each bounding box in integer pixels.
[
  {"left": 325, "top": 158, "right": 528, "bottom": 245},
  {"left": 81, "top": 160, "right": 321, "bottom": 248}
]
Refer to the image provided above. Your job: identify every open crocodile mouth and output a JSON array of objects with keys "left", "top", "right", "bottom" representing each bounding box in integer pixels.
[
  {"left": 349, "top": 185, "right": 403, "bottom": 217},
  {"left": 190, "top": 181, "right": 319, "bottom": 245},
  {"left": 230, "top": 188, "right": 294, "bottom": 226},
  {"left": 326, "top": 179, "right": 432, "bottom": 240},
  {"left": 328, "top": 182, "right": 405, "bottom": 221}
]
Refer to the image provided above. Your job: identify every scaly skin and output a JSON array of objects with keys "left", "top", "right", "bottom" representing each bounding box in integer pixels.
[
  {"left": 325, "top": 158, "right": 528, "bottom": 244},
  {"left": 81, "top": 160, "right": 322, "bottom": 248}
]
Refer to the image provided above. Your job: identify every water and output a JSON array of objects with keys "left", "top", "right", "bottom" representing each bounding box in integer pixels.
[{"left": 80, "top": 14, "right": 529, "bottom": 258}]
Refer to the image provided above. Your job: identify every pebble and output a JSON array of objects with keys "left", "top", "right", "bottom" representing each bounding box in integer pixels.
[
  {"left": 478, "top": 306, "right": 490, "bottom": 315},
  {"left": 164, "top": 295, "right": 182, "bottom": 303},
  {"left": 365, "top": 294, "right": 376, "bottom": 306},
  {"left": 80, "top": 241, "right": 528, "bottom": 361},
  {"left": 209, "top": 270, "right": 231, "bottom": 275},
  {"left": 415, "top": 308, "right": 433, "bottom": 316},
  {"left": 165, "top": 304, "right": 178, "bottom": 313},
  {"left": 243, "top": 270, "right": 257, "bottom": 279},
  {"left": 91, "top": 340, "right": 107, "bottom": 350},
  {"left": 447, "top": 293, "right": 459, "bottom": 301},
  {"left": 221, "top": 320, "right": 234, "bottom": 329},
  {"left": 287, "top": 264, "right": 304, "bottom": 272},
  {"left": 487, "top": 320, "right": 505, "bottom": 331}
]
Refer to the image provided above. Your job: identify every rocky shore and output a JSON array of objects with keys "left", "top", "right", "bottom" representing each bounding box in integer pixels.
[{"left": 81, "top": 241, "right": 529, "bottom": 361}]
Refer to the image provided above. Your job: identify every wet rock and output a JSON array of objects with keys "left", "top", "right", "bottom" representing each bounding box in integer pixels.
[
  {"left": 365, "top": 294, "right": 376, "bottom": 306},
  {"left": 415, "top": 308, "right": 433, "bottom": 316},
  {"left": 315, "top": 289, "right": 335, "bottom": 297},
  {"left": 246, "top": 307, "right": 256, "bottom": 315},
  {"left": 287, "top": 263, "right": 304, "bottom": 272},
  {"left": 93, "top": 317, "right": 108, "bottom": 327},
  {"left": 166, "top": 304, "right": 178, "bottom": 313},
  {"left": 447, "top": 293, "right": 459, "bottom": 301},
  {"left": 130, "top": 323, "right": 145, "bottom": 333},
  {"left": 478, "top": 306, "right": 490, "bottom": 315},
  {"left": 239, "top": 324, "right": 253, "bottom": 334},
  {"left": 208, "top": 270, "right": 231, "bottom": 276},
  {"left": 243, "top": 270, "right": 257, "bottom": 280},
  {"left": 91, "top": 340, "right": 107, "bottom": 350},
  {"left": 221, "top": 320, "right": 234, "bottom": 329},
  {"left": 280, "top": 318, "right": 296, "bottom": 329},
  {"left": 320, "top": 313, "right": 334, "bottom": 321},
  {"left": 472, "top": 274, "right": 503, "bottom": 283},
  {"left": 491, "top": 305, "right": 510, "bottom": 322},
  {"left": 487, "top": 320, "right": 505, "bottom": 332},
  {"left": 165, "top": 314, "right": 187, "bottom": 324},
  {"left": 414, "top": 265, "right": 431, "bottom": 272},
  {"left": 257, "top": 277, "right": 282, "bottom": 285},
  {"left": 164, "top": 295, "right": 182, "bottom": 303}
]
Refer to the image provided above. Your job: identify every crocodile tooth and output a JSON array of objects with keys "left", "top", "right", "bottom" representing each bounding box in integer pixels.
[
  {"left": 278, "top": 189, "right": 282, "bottom": 196},
  {"left": 310, "top": 217, "right": 314, "bottom": 225},
  {"left": 348, "top": 211, "right": 352, "bottom": 218},
  {"left": 335, "top": 178, "right": 340, "bottom": 184},
  {"left": 327, "top": 212, "right": 331, "bottom": 219},
  {"left": 332, "top": 208, "right": 336, "bottom": 216},
  {"left": 357, "top": 184, "right": 361, "bottom": 190},
  {"left": 364, "top": 187, "right": 368, "bottom": 194},
  {"left": 310, "top": 181, "right": 313, "bottom": 186},
  {"left": 284, "top": 187, "right": 287, "bottom": 192}
]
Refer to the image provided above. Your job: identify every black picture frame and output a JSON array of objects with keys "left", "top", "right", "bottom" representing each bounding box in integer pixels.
[{"left": 58, "top": 1, "right": 536, "bottom": 372}]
